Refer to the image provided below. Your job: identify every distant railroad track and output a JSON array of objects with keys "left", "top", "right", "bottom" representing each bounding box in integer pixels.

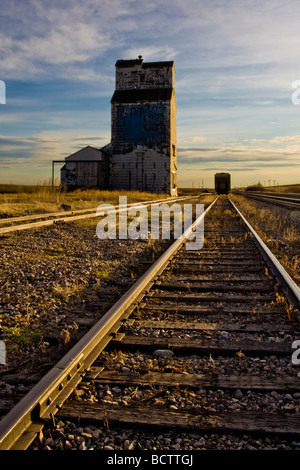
[
  {"left": 0, "top": 196, "right": 300, "bottom": 450},
  {"left": 240, "top": 192, "right": 300, "bottom": 210}
]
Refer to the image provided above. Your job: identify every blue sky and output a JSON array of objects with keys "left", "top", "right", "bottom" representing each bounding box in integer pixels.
[{"left": 0, "top": 0, "right": 300, "bottom": 188}]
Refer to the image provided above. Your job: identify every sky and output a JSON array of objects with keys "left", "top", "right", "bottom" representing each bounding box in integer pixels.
[{"left": 0, "top": 0, "right": 300, "bottom": 189}]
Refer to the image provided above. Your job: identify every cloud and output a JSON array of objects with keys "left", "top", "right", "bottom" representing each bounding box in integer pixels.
[
  {"left": 0, "top": 1, "right": 122, "bottom": 80},
  {"left": 249, "top": 135, "right": 300, "bottom": 145},
  {"left": 180, "top": 136, "right": 207, "bottom": 144},
  {"left": 123, "top": 45, "right": 177, "bottom": 62},
  {"left": 0, "top": 130, "right": 109, "bottom": 169},
  {"left": 1, "top": 0, "right": 300, "bottom": 102},
  {"left": 0, "top": 0, "right": 181, "bottom": 81},
  {"left": 177, "top": 135, "right": 300, "bottom": 177}
]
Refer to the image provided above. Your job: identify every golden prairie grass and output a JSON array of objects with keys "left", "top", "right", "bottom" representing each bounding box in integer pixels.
[
  {"left": 274, "top": 184, "right": 300, "bottom": 193},
  {"left": 245, "top": 184, "right": 300, "bottom": 193},
  {"left": 0, "top": 183, "right": 169, "bottom": 218},
  {"left": 230, "top": 194, "right": 300, "bottom": 284},
  {"left": 231, "top": 194, "right": 299, "bottom": 246}
]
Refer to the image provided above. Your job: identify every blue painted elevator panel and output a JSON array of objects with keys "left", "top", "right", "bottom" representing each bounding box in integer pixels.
[{"left": 117, "top": 103, "right": 168, "bottom": 146}]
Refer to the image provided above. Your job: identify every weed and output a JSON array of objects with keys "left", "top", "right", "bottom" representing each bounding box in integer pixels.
[
  {"left": 283, "top": 225, "right": 298, "bottom": 243},
  {"left": 52, "top": 280, "right": 86, "bottom": 301},
  {"left": 230, "top": 194, "right": 300, "bottom": 284},
  {"left": 0, "top": 269, "right": 9, "bottom": 279},
  {"left": 93, "top": 268, "right": 112, "bottom": 280},
  {"left": 275, "top": 291, "right": 285, "bottom": 304},
  {"left": 264, "top": 267, "right": 269, "bottom": 277},
  {"left": 43, "top": 246, "right": 65, "bottom": 257},
  {"left": 60, "top": 328, "right": 71, "bottom": 346},
  {"left": 209, "top": 354, "right": 215, "bottom": 371},
  {"left": 1, "top": 325, "right": 41, "bottom": 346},
  {"left": 285, "top": 303, "right": 295, "bottom": 321}
]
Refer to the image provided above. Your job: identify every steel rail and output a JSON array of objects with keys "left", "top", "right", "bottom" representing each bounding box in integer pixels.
[
  {"left": 247, "top": 193, "right": 300, "bottom": 203},
  {"left": 241, "top": 192, "right": 300, "bottom": 209},
  {"left": 0, "top": 195, "right": 199, "bottom": 235},
  {"left": 0, "top": 207, "right": 98, "bottom": 224},
  {"left": 0, "top": 195, "right": 198, "bottom": 225},
  {"left": 229, "top": 198, "right": 300, "bottom": 308},
  {"left": 243, "top": 192, "right": 300, "bottom": 200},
  {"left": 262, "top": 194, "right": 300, "bottom": 202},
  {"left": 0, "top": 196, "right": 218, "bottom": 450}
]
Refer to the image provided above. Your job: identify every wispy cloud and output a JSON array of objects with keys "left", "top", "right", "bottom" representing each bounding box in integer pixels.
[
  {"left": 124, "top": 45, "right": 177, "bottom": 62},
  {"left": 178, "top": 135, "right": 300, "bottom": 184},
  {"left": 249, "top": 135, "right": 300, "bottom": 145},
  {"left": 0, "top": 131, "right": 109, "bottom": 170}
]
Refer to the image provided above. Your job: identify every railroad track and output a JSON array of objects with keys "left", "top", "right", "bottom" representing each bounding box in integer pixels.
[
  {"left": 240, "top": 191, "right": 300, "bottom": 210},
  {"left": 0, "top": 195, "right": 196, "bottom": 235},
  {"left": 0, "top": 195, "right": 300, "bottom": 451}
]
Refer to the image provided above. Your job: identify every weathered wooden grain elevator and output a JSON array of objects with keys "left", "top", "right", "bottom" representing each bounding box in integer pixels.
[
  {"left": 109, "top": 57, "right": 177, "bottom": 195},
  {"left": 59, "top": 57, "right": 177, "bottom": 195}
]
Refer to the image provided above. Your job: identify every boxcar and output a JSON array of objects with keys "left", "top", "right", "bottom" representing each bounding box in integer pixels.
[{"left": 215, "top": 173, "right": 231, "bottom": 194}]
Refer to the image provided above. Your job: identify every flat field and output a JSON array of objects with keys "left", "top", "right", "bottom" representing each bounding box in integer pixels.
[{"left": 0, "top": 184, "right": 169, "bottom": 218}]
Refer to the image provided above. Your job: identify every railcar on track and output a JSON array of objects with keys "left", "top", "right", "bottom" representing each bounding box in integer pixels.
[{"left": 215, "top": 172, "right": 231, "bottom": 194}]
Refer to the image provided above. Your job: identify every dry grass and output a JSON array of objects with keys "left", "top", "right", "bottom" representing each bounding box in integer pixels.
[
  {"left": 274, "top": 184, "right": 300, "bottom": 193},
  {"left": 230, "top": 194, "right": 300, "bottom": 284},
  {"left": 245, "top": 184, "right": 300, "bottom": 193},
  {"left": 0, "top": 183, "right": 169, "bottom": 218},
  {"left": 52, "top": 280, "right": 87, "bottom": 302}
]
